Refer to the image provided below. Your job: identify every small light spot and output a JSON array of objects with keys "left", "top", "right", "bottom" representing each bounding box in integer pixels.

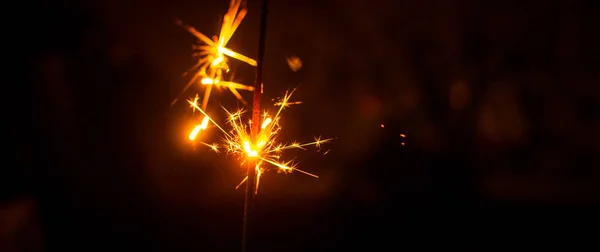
[
  {"left": 286, "top": 56, "right": 303, "bottom": 72},
  {"left": 400, "top": 133, "right": 406, "bottom": 138},
  {"left": 380, "top": 124, "right": 385, "bottom": 128}
]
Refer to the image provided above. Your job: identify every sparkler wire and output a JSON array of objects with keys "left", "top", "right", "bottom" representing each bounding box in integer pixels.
[{"left": 242, "top": 0, "right": 268, "bottom": 251}]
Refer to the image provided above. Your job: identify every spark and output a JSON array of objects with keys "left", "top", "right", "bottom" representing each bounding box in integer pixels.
[
  {"left": 202, "top": 142, "right": 221, "bottom": 153},
  {"left": 188, "top": 90, "right": 332, "bottom": 194},
  {"left": 201, "top": 77, "right": 254, "bottom": 91},
  {"left": 188, "top": 116, "right": 209, "bottom": 141},
  {"left": 188, "top": 95, "right": 213, "bottom": 141},
  {"left": 172, "top": 0, "right": 257, "bottom": 108}
]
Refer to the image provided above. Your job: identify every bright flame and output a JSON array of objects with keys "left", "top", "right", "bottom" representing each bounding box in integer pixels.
[{"left": 187, "top": 90, "right": 333, "bottom": 193}]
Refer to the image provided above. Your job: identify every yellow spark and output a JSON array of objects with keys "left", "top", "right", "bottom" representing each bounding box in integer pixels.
[
  {"left": 189, "top": 125, "right": 203, "bottom": 141},
  {"left": 201, "top": 142, "right": 220, "bottom": 153},
  {"left": 201, "top": 77, "right": 254, "bottom": 91},
  {"left": 187, "top": 98, "right": 231, "bottom": 137},
  {"left": 172, "top": 0, "right": 257, "bottom": 108},
  {"left": 220, "top": 47, "right": 257, "bottom": 67},
  {"left": 261, "top": 118, "right": 272, "bottom": 129},
  {"left": 314, "top": 135, "right": 327, "bottom": 148},
  {"left": 189, "top": 94, "right": 200, "bottom": 111},
  {"left": 235, "top": 163, "right": 263, "bottom": 194},
  {"left": 187, "top": 90, "right": 332, "bottom": 194},
  {"left": 189, "top": 114, "right": 211, "bottom": 141},
  {"left": 273, "top": 91, "right": 302, "bottom": 107},
  {"left": 200, "top": 116, "right": 210, "bottom": 130}
]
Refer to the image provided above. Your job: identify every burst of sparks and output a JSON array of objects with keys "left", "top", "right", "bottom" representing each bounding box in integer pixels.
[
  {"left": 187, "top": 89, "right": 333, "bottom": 194},
  {"left": 172, "top": 0, "right": 257, "bottom": 108}
]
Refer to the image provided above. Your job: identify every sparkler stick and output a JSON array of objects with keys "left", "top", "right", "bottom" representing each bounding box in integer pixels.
[{"left": 243, "top": 0, "right": 268, "bottom": 250}]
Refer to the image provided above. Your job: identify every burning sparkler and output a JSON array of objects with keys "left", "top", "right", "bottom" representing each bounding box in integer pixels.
[
  {"left": 173, "top": 1, "right": 331, "bottom": 250},
  {"left": 187, "top": 89, "right": 332, "bottom": 194},
  {"left": 172, "top": 0, "right": 257, "bottom": 109}
]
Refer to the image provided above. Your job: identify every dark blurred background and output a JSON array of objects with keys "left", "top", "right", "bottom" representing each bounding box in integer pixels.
[{"left": 5, "top": 0, "right": 599, "bottom": 251}]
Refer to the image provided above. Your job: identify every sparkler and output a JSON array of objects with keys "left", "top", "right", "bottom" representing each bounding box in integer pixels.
[{"left": 174, "top": 0, "right": 332, "bottom": 251}]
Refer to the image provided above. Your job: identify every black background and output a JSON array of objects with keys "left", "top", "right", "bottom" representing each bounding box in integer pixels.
[{"left": 4, "top": 0, "right": 599, "bottom": 251}]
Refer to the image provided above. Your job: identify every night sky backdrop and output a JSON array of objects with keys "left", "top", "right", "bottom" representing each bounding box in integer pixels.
[{"left": 5, "top": 0, "right": 599, "bottom": 251}]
